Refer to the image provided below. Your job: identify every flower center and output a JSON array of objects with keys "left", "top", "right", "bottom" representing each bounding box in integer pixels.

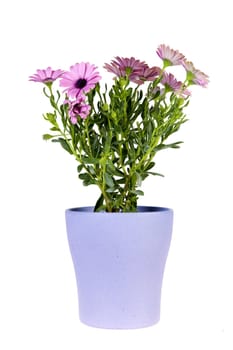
[
  {"left": 125, "top": 67, "right": 132, "bottom": 75},
  {"left": 73, "top": 103, "right": 81, "bottom": 114},
  {"left": 75, "top": 78, "right": 87, "bottom": 89}
]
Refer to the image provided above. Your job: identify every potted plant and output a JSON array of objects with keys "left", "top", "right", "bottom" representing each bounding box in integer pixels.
[{"left": 29, "top": 44, "right": 209, "bottom": 329}]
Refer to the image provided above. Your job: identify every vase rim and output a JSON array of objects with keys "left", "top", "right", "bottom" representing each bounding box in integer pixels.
[{"left": 66, "top": 206, "right": 173, "bottom": 214}]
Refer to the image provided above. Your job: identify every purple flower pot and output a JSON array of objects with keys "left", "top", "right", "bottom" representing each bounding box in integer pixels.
[{"left": 65, "top": 206, "right": 173, "bottom": 329}]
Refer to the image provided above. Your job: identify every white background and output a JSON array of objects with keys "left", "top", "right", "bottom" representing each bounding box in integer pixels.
[{"left": 0, "top": 0, "right": 232, "bottom": 349}]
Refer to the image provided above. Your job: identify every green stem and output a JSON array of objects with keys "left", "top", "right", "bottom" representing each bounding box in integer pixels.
[{"left": 134, "top": 134, "right": 160, "bottom": 172}]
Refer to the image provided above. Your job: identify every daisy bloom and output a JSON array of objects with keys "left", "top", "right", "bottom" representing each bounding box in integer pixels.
[
  {"left": 29, "top": 67, "right": 64, "bottom": 84},
  {"left": 161, "top": 72, "right": 182, "bottom": 91},
  {"left": 104, "top": 57, "right": 148, "bottom": 82},
  {"left": 60, "top": 62, "right": 101, "bottom": 98},
  {"left": 64, "top": 97, "right": 91, "bottom": 123},
  {"left": 161, "top": 72, "right": 191, "bottom": 98},
  {"left": 176, "top": 87, "right": 191, "bottom": 98},
  {"left": 132, "top": 66, "right": 161, "bottom": 85},
  {"left": 156, "top": 44, "right": 185, "bottom": 67},
  {"left": 182, "top": 60, "right": 209, "bottom": 87}
]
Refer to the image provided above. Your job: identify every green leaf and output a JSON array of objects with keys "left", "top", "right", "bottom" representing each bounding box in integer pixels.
[
  {"left": 145, "top": 162, "right": 155, "bottom": 171},
  {"left": 104, "top": 173, "right": 114, "bottom": 188},
  {"left": 83, "top": 180, "right": 95, "bottom": 186},
  {"left": 77, "top": 164, "right": 84, "bottom": 173},
  {"left": 94, "top": 194, "right": 104, "bottom": 212},
  {"left": 82, "top": 157, "right": 98, "bottom": 164},
  {"left": 49, "top": 96, "right": 58, "bottom": 109},
  {"left": 170, "top": 141, "right": 183, "bottom": 148},
  {"left": 131, "top": 190, "right": 144, "bottom": 196},
  {"left": 50, "top": 126, "right": 59, "bottom": 131},
  {"left": 155, "top": 141, "right": 183, "bottom": 151},
  {"left": 140, "top": 173, "right": 149, "bottom": 181},
  {"left": 147, "top": 171, "right": 164, "bottom": 177},
  {"left": 136, "top": 172, "right": 142, "bottom": 186},
  {"left": 52, "top": 138, "right": 72, "bottom": 154},
  {"left": 44, "top": 112, "right": 56, "bottom": 123},
  {"left": 106, "top": 160, "right": 124, "bottom": 176},
  {"left": 42, "top": 134, "right": 54, "bottom": 140},
  {"left": 79, "top": 172, "right": 96, "bottom": 186},
  {"left": 79, "top": 173, "right": 90, "bottom": 180},
  {"left": 106, "top": 188, "right": 116, "bottom": 193},
  {"left": 88, "top": 166, "right": 96, "bottom": 175},
  {"left": 116, "top": 178, "right": 126, "bottom": 184}
]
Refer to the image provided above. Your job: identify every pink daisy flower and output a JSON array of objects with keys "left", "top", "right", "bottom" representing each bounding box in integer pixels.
[
  {"left": 132, "top": 66, "right": 161, "bottom": 85},
  {"left": 161, "top": 72, "right": 190, "bottom": 97},
  {"left": 161, "top": 72, "right": 182, "bottom": 91},
  {"left": 156, "top": 44, "right": 185, "bottom": 66},
  {"left": 60, "top": 62, "right": 101, "bottom": 98},
  {"left": 182, "top": 60, "right": 209, "bottom": 87},
  {"left": 29, "top": 67, "right": 64, "bottom": 83},
  {"left": 104, "top": 56, "right": 148, "bottom": 82},
  {"left": 176, "top": 87, "right": 192, "bottom": 98},
  {"left": 65, "top": 97, "right": 91, "bottom": 123}
]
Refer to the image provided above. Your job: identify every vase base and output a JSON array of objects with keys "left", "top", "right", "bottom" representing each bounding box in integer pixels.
[{"left": 79, "top": 317, "right": 160, "bottom": 330}]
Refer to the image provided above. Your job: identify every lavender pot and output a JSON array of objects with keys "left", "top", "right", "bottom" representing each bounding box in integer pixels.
[{"left": 65, "top": 206, "right": 173, "bottom": 329}]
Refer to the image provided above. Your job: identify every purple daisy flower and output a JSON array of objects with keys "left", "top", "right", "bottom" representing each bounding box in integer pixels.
[
  {"left": 132, "top": 66, "right": 161, "bottom": 85},
  {"left": 104, "top": 56, "right": 149, "bottom": 82},
  {"left": 161, "top": 72, "right": 191, "bottom": 97},
  {"left": 161, "top": 72, "right": 182, "bottom": 91},
  {"left": 156, "top": 44, "right": 185, "bottom": 66},
  {"left": 182, "top": 60, "right": 209, "bottom": 87},
  {"left": 29, "top": 67, "right": 64, "bottom": 83},
  {"left": 178, "top": 88, "right": 191, "bottom": 98},
  {"left": 60, "top": 62, "right": 101, "bottom": 98},
  {"left": 65, "top": 97, "right": 91, "bottom": 123}
]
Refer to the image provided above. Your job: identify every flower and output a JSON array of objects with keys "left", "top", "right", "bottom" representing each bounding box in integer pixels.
[
  {"left": 65, "top": 97, "right": 91, "bottom": 123},
  {"left": 161, "top": 72, "right": 182, "bottom": 92},
  {"left": 161, "top": 72, "right": 191, "bottom": 97},
  {"left": 29, "top": 44, "right": 208, "bottom": 212},
  {"left": 29, "top": 67, "right": 64, "bottom": 83},
  {"left": 133, "top": 66, "right": 161, "bottom": 85},
  {"left": 182, "top": 60, "right": 209, "bottom": 87},
  {"left": 104, "top": 57, "right": 148, "bottom": 82},
  {"left": 156, "top": 44, "right": 185, "bottom": 66},
  {"left": 60, "top": 62, "right": 101, "bottom": 98}
]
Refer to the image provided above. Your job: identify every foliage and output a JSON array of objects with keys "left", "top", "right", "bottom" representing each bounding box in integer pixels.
[{"left": 29, "top": 45, "right": 208, "bottom": 212}]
